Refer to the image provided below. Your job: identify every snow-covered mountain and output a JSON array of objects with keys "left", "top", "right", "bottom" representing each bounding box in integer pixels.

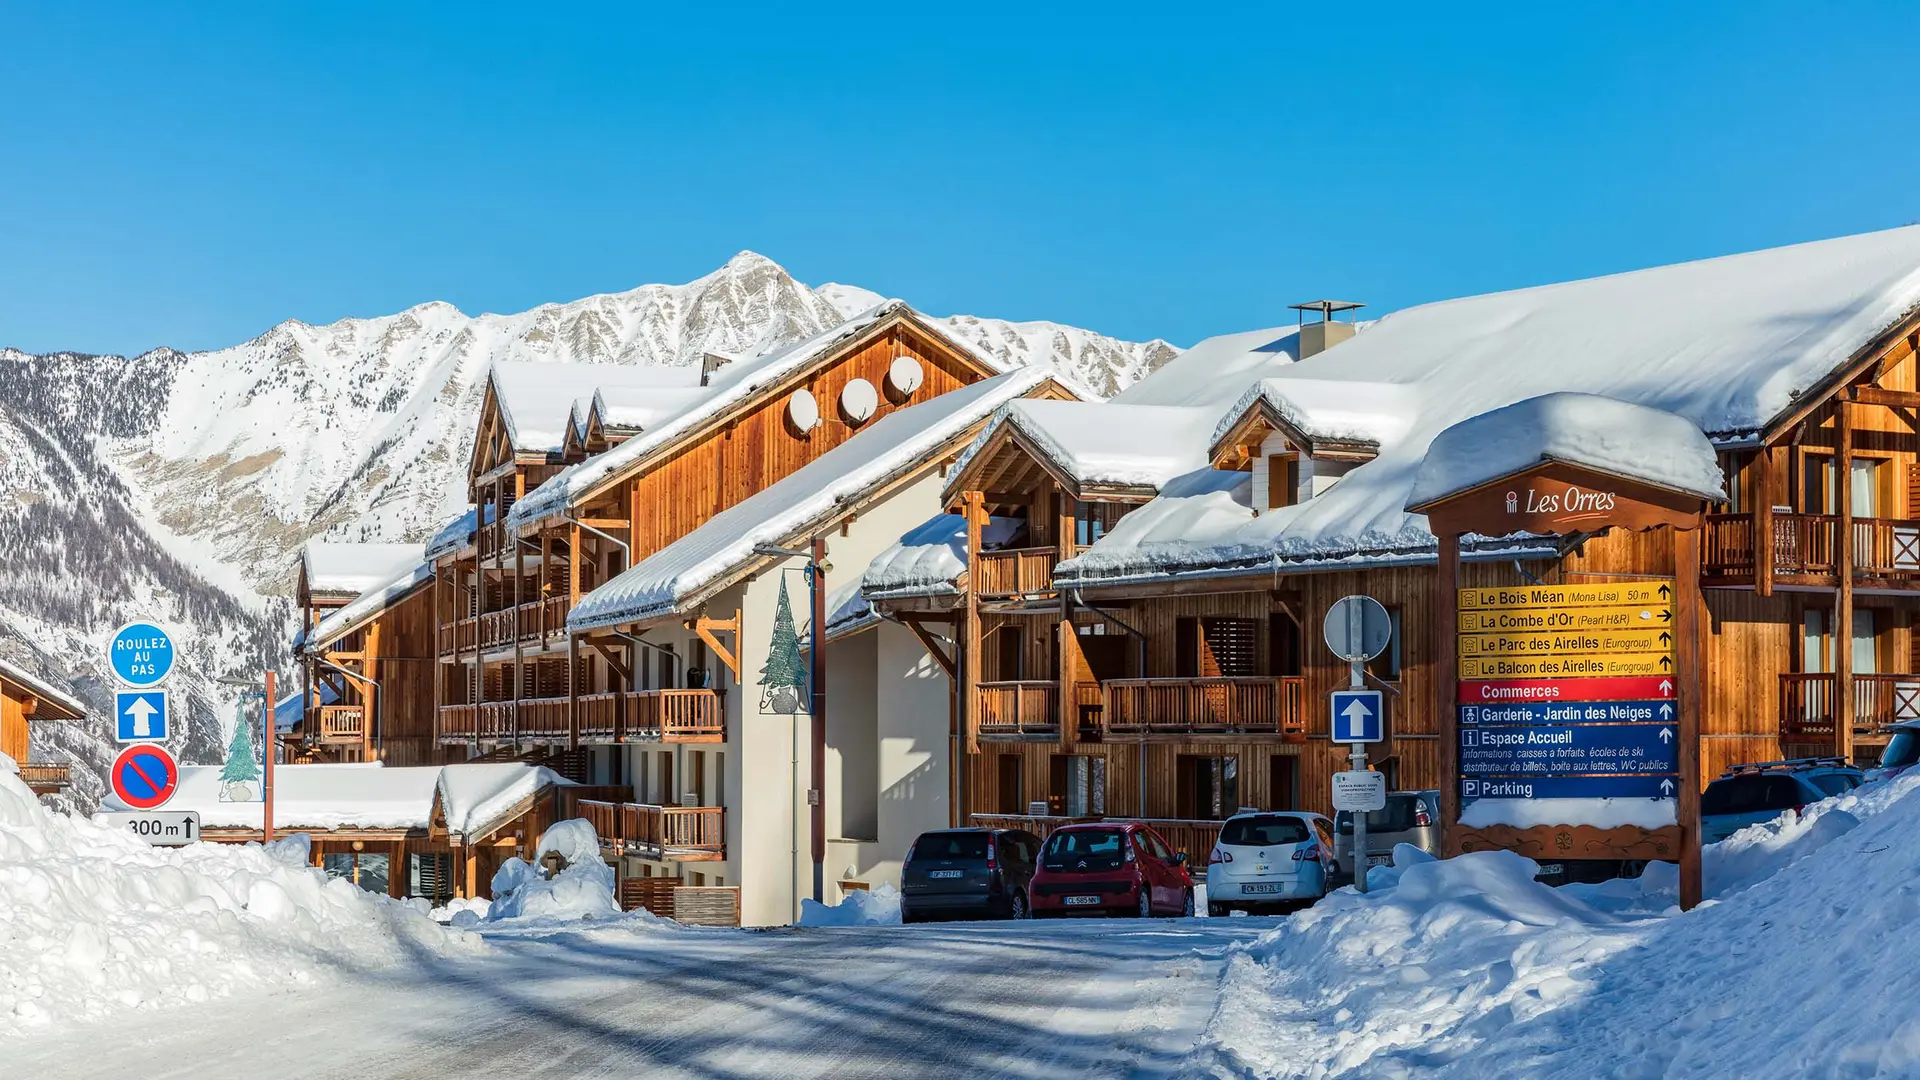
[{"left": 0, "top": 252, "right": 1178, "bottom": 806}]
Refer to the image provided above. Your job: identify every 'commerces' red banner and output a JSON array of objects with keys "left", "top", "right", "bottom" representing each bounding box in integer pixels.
[{"left": 1456, "top": 675, "right": 1675, "bottom": 704}]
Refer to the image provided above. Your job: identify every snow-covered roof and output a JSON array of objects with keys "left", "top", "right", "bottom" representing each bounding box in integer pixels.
[
  {"left": 0, "top": 657, "right": 85, "bottom": 719},
  {"left": 299, "top": 558, "right": 434, "bottom": 654},
  {"left": 127, "top": 762, "right": 567, "bottom": 837},
  {"left": 858, "top": 513, "right": 1026, "bottom": 601},
  {"left": 1408, "top": 393, "right": 1726, "bottom": 509},
  {"left": 949, "top": 399, "right": 1218, "bottom": 492},
  {"left": 1211, "top": 377, "right": 1416, "bottom": 453},
  {"left": 509, "top": 301, "right": 1011, "bottom": 530},
  {"left": 569, "top": 370, "right": 1049, "bottom": 632},
  {"left": 301, "top": 541, "right": 425, "bottom": 598},
  {"left": 489, "top": 361, "right": 704, "bottom": 453},
  {"left": 425, "top": 505, "right": 494, "bottom": 561},
  {"left": 824, "top": 578, "right": 878, "bottom": 641},
  {"left": 1108, "top": 324, "right": 1302, "bottom": 408},
  {"left": 1061, "top": 226, "right": 1920, "bottom": 587}
]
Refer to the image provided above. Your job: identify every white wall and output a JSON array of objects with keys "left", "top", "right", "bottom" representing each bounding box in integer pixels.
[{"left": 826, "top": 629, "right": 880, "bottom": 842}]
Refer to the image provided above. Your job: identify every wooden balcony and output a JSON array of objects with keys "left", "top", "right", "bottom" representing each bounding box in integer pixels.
[
  {"left": 316, "top": 705, "right": 366, "bottom": 743},
  {"left": 449, "top": 596, "right": 574, "bottom": 656},
  {"left": 1779, "top": 672, "right": 1920, "bottom": 740},
  {"left": 517, "top": 697, "right": 570, "bottom": 739},
  {"left": 976, "top": 681, "right": 1058, "bottom": 739},
  {"left": 970, "top": 814, "right": 1223, "bottom": 875},
  {"left": 1704, "top": 513, "right": 1920, "bottom": 586},
  {"left": 573, "top": 799, "right": 725, "bottom": 861},
  {"left": 17, "top": 761, "right": 71, "bottom": 793},
  {"left": 577, "top": 689, "right": 725, "bottom": 743},
  {"left": 439, "top": 618, "right": 478, "bottom": 657},
  {"left": 438, "top": 702, "right": 518, "bottom": 742},
  {"left": 975, "top": 547, "right": 1059, "bottom": 599},
  {"left": 1101, "top": 676, "right": 1307, "bottom": 740}
]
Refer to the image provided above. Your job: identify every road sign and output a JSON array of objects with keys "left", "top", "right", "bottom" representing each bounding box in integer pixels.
[
  {"left": 1458, "top": 604, "right": 1670, "bottom": 634},
  {"left": 1461, "top": 774, "right": 1679, "bottom": 801},
  {"left": 1461, "top": 699, "right": 1675, "bottom": 726},
  {"left": 1458, "top": 675, "right": 1676, "bottom": 704},
  {"left": 1330, "top": 689, "right": 1384, "bottom": 743},
  {"left": 115, "top": 690, "right": 168, "bottom": 743},
  {"left": 1323, "top": 595, "right": 1393, "bottom": 662},
  {"left": 1460, "top": 653, "right": 1674, "bottom": 680},
  {"left": 108, "top": 621, "right": 175, "bottom": 688},
  {"left": 1457, "top": 582, "right": 1673, "bottom": 611},
  {"left": 1458, "top": 627, "right": 1676, "bottom": 658},
  {"left": 1332, "top": 769, "right": 1387, "bottom": 812},
  {"left": 1459, "top": 723, "right": 1679, "bottom": 775},
  {"left": 96, "top": 810, "right": 200, "bottom": 847},
  {"left": 110, "top": 744, "right": 180, "bottom": 810}
]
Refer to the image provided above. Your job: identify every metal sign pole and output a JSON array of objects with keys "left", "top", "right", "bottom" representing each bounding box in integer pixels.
[{"left": 1348, "top": 656, "right": 1368, "bottom": 894}]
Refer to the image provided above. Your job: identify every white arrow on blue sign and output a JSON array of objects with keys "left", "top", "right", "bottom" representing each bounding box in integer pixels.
[
  {"left": 1330, "top": 688, "right": 1384, "bottom": 744},
  {"left": 108, "top": 621, "right": 175, "bottom": 688},
  {"left": 115, "top": 690, "right": 168, "bottom": 744}
]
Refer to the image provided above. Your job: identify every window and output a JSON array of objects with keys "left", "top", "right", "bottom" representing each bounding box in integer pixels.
[
  {"left": 1269, "top": 613, "right": 1302, "bottom": 676},
  {"left": 1718, "top": 451, "right": 1752, "bottom": 513},
  {"left": 1268, "top": 453, "right": 1301, "bottom": 509},
  {"left": 1075, "top": 502, "right": 1129, "bottom": 547},
  {"left": 1366, "top": 607, "right": 1404, "bottom": 682},
  {"left": 1051, "top": 755, "right": 1106, "bottom": 817},
  {"left": 1220, "top": 815, "right": 1311, "bottom": 847},
  {"left": 1175, "top": 755, "right": 1239, "bottom": 820},
  {"left": 1177, "top": 617, "right": 1258, "bottom": 678},
  {"left": 409, "top": 853, "right": 454, "bottom": 905},
  {"left": 323, "top": 851, "right": 391, "bottom": 894}
]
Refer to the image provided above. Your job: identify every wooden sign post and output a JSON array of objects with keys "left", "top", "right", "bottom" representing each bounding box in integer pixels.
[{"left": 1414, "top": 461, "right": 1709, "bottom": 910}]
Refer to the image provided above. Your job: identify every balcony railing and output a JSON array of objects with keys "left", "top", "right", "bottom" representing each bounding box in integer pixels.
[
  {"left": 1102, "top": 676, "right": 1307, "bottom": 740},
  {"left": 970, "top": 813, "right": 1223, "bottom": 875},
  {"left": 1704, "top": 513, "right": 1920, "bottom": 583},
  {"left": 975, "top": 547, "right": 1059, "bottom": 599},
  {"left": 440, "top": 618, "right": 478, "bottom": 657},
  {"left": 1779, "top": 672, "right": 1920, "bottom": 740},
  {"left": 317, "top": 705, "right": 365, "bottom": 743},
  {"left": 976, "top": 681, "right": 1058, "bottom": 738},
  {"left": 573, "top": 799, "right": 725, "bottom": 861},
  {"left": 577, "top": 689, "right": 725, "bottom": 742},
  {"left": 17, "top": 762, "right": 71, "bottom": 791},
  {"left": 1850, "top": 519, "right": 1920, "bottom": 578},
  {"left": 446, "top": 596, "right": 574, "bottom": 656}
]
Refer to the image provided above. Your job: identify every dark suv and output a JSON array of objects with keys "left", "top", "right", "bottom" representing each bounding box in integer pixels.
[{"left": 900, "top": 828, "right": 1042, "bottom": 923}]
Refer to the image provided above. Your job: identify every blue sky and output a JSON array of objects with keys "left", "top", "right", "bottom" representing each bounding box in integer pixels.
[{"left": 3, "top": 2, "right": 1917, "bottom": 357}]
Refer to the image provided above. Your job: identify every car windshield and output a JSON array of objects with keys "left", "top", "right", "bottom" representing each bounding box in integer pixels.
[
  {"left": 913, "top": 832, "right": 989, "bottom": 861},
  {"left": 1701, "top": 774, "right": 1807, "bottom": 815},
  {"left": 1220, "top": 815, "right": 1311, "bottom": 847},
  {"left": 1334, "top": 794, "right": 1425, "bottom": 835},
  {"left": 1043, "top": 828, "right": 1127, "bottom": 869},
  {"left": 1881, "top": 731, "right": 1920, "bottom": 771}
]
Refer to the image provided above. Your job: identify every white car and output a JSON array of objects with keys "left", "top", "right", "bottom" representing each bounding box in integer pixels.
[{"left": 1206, "top": 810, "right": 1336, "bottom": 915}]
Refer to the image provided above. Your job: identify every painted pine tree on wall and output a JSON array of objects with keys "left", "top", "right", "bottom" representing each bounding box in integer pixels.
[
  {"left": 759, "top": 577, "right": 808, "bottom": 714},
  {"left": 219, "top": 700, "right": 263, "bottom": 802}
]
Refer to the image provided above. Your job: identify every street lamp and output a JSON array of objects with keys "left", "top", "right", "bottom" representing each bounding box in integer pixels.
[
  {"left": 753, "top": 538, "right": 829, "bottom": 905},
  {"left": 216, "top": 671, "right": 276, "bottom": 842}
]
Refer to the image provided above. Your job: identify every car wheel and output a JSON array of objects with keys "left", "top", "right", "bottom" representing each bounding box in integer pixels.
[
  {"left": 1136, "top": 889, "right": 1153, "bottom": 919},
  {"left": 1010, "top": 890, "right": 1031, "bottom": 920},
  {"left": 1207, "top": 901, "right": 1227, "bottom": 918},
  {"left": 1181, "top": 889, "right": 1195, "bottom": 918}
]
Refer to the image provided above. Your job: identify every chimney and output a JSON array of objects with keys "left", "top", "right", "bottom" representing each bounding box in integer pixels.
[
  {"left": 1289, "top": 300, "right": 1364, "bottom": 360},
  {"left": 700, "top": 352, "right": 732, "bottom": 387}
]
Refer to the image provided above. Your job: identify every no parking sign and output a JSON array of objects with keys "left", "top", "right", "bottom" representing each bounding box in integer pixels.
[{"left": 111, "top": 744, "right": 180, "bottom": 810}]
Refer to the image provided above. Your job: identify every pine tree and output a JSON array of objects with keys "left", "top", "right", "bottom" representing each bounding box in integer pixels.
[
  {"left": 220, "top": 704, "right": 261, "bottom": 784},
  {"left": 758, "top": 577, "right": 809, "bottom": 713}
]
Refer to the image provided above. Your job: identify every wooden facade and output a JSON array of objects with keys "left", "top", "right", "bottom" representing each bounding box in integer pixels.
[
  {"left": 0, "top": 660, "right": 82, "bottom": 797},
  {"left": 300, "top": 579, "right": 451, "bottom": 767}
]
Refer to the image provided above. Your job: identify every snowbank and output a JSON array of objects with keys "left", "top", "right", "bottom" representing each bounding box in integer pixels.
[
  {"left": 798, "top": 884, "right": 903, "bottom": 927},
  {"left": 485, "top": 819, "right": 620, "bottom": 922},
  {"left": 1200, "top": 771, "right": 1920, "bottom": 1078},
  {"left": 0, "top": 760, "right": 479, "bottom": 1037}
]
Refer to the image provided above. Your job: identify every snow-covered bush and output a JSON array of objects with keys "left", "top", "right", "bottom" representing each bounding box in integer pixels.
[
  {"left": 798, "top": 883, "right": 902, "bottom": 927},
  {"left": 0, "top": 758, "right": 481, "bottom": 1037},
  {"left": 485, "top": 818, "right": 620, "bottom": 922}
]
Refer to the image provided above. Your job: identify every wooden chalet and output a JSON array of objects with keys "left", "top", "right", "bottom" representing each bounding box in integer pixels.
[
  {"left": 861, "top": 227, "right": 1920, "bottom": 865},
  {"left": 0, "top": 655, "right": 84, "bottom": 797}
]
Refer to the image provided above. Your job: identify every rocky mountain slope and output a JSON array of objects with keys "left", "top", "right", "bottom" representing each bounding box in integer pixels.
[{"left": 0, "top": 253, "right": 1178, "bottom": 806}]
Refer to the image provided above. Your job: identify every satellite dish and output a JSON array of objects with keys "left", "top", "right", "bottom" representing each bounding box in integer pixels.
[
  {"left": 840, "top": 378, "right": 879, "bottom": 423},
  {"left": 787, "top": 389, "right": 820, "bottom": 434},
  {"left": 886, "top": 356, "right": 924, "bottom": 399}
]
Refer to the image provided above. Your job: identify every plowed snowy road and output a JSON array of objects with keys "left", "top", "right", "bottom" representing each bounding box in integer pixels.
[{"left": 11, "top": 916, "right": 1266, "bottom": 1079}]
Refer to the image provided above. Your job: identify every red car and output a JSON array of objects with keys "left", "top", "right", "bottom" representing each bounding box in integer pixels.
[{"left": 1029, "top": 822, "right": 1195, "bottom": 918}]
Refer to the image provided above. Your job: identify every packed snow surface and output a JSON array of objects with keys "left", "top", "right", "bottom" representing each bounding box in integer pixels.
[
  {"left": 858, "top": 513, "right": 1024, "bottom": 598},
  {"left": 487, "top": 818, "right": 621, "bottom": 922},
  {"left": 1201, "top": 770, "right": 1920, "bottom": 1078},
  {"left": 0, "top": 758, "right": 478, "bottom": 1037},
  {"left": 950, "top": 399, "right": 1217, "bottom": 490},
  {"left": 299, "top": 541, "right": 424, "bottom": 597},
  {"left": 798, "top": 883, "right": 903, "bottom": 927},
  {"left": 1408, "top": 392, "right": 1726, "bottom": 508}
]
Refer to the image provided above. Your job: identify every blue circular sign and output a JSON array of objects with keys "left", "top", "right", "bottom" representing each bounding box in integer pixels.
[{"left": 108, "top": 621, "right": 175, "bottom": 688}]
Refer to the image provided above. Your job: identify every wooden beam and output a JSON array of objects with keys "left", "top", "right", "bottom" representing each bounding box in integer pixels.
[
  {"left": 1847, "top": 385, "right": 1920, "bottom": 409},
  {"left": 587, "top": 639, "right": 632, "bottom": 685},
  {"left": 571, "top": 517, "right": 630, "bottom": 530},
  {"left": 901, "top": 618, "right": 957, "bottom": 680},
  {"left": 692, "top": 612, "right": 741, "bottom": 679},
  {"left": 1755, "top": 447, "right": 1775, "bottom": 597},
  {"left": 963, "top": 490, "right": 985, "bottom": 756},
  {"left": 1836, "top": 400, "right": 1855, "bottom": 761}
]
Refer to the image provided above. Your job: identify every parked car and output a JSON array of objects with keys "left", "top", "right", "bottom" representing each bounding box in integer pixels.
[
  {"left": 1332, "top": 790, "right": 1441, "bottom": 880},
  {"left": 1700, "top": 758, "right": 1864, "bottom": 843},
  {"left": 1206, "top": 810, "right": 1336, "bottom": 916},
  {"left": 899, "top": 827, "right": 1041, "bottom": 923},
  {"left": 1029, "top": 822, "right": 1195, "bottom": 918},
  {"left": 1867, "top": 720, "right": 1920, "bottom": 783}
]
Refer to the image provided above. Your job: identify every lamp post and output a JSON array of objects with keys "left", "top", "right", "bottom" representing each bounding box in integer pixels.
[
  {"left": 754, "top": 538, "right": 828, "bottom": 905},
  {"left": 218, "top": 671, "right": 276, "bottom": 842}
]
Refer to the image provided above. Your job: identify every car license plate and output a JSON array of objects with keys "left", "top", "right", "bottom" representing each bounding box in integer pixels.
[
  {"left": 1367, "top": 855, "right": 1392, "bottom": 868},
  {"left": 1535, "top": 863, "right": 1564, "bottom": 877},
  {"left": 928, "top": 870, "right": 963, "bottom": 879},
  {"left": 1243, "top": 882, "right": 1282, "bottom": 894},
  {"left": 1063, "top": 895, "right": 1101, "bottom": 905}
]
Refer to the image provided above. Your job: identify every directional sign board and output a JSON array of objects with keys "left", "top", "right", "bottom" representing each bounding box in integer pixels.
[
  {"left": 1455, "top": 579, "right": 1680, "bottom": 817},
  {"left": 107, "top": 621, "right": 175, "bottom": 688},
  {"left": 110, "top": 744, "right": 180, "bottom": 811},
  {"left": 115, "top": 690, "right": 168, "bottom": 743},
  {"left": 96, "top": 810, "right": 200, "bottom": 847},
  {"left": 1330, "top": 689, "right": 1384, "bottom": 744},
  {"left": 1332, "top": 769, "right": 1388, "bottom": 812}
]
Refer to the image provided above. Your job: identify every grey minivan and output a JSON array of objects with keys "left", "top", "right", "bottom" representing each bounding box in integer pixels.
[{"left": 1332, "top": 789, "right": 1441, "bottom": 880}]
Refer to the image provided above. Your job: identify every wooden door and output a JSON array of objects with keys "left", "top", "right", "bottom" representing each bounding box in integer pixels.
[
  {"left": 997, "top": 754, "right": 1023, "bottom": 813},
  {"left": 1268, "top": 754, "right": 1298, "bottom": 811}
]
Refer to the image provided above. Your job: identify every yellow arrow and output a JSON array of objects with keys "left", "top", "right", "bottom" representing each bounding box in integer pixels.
[
  {"left": 1458, "top": 627, "right": 1676, "bottom": 658},
  {"left": 1458, "top": 604, "right": 1673, "bottom": 634},
  {"left": 1459, "top": 653, "right": 1676, "bottom": 680},
  {"left": 1457, "top": 581, "right": 1675, "bottom": 611}
]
